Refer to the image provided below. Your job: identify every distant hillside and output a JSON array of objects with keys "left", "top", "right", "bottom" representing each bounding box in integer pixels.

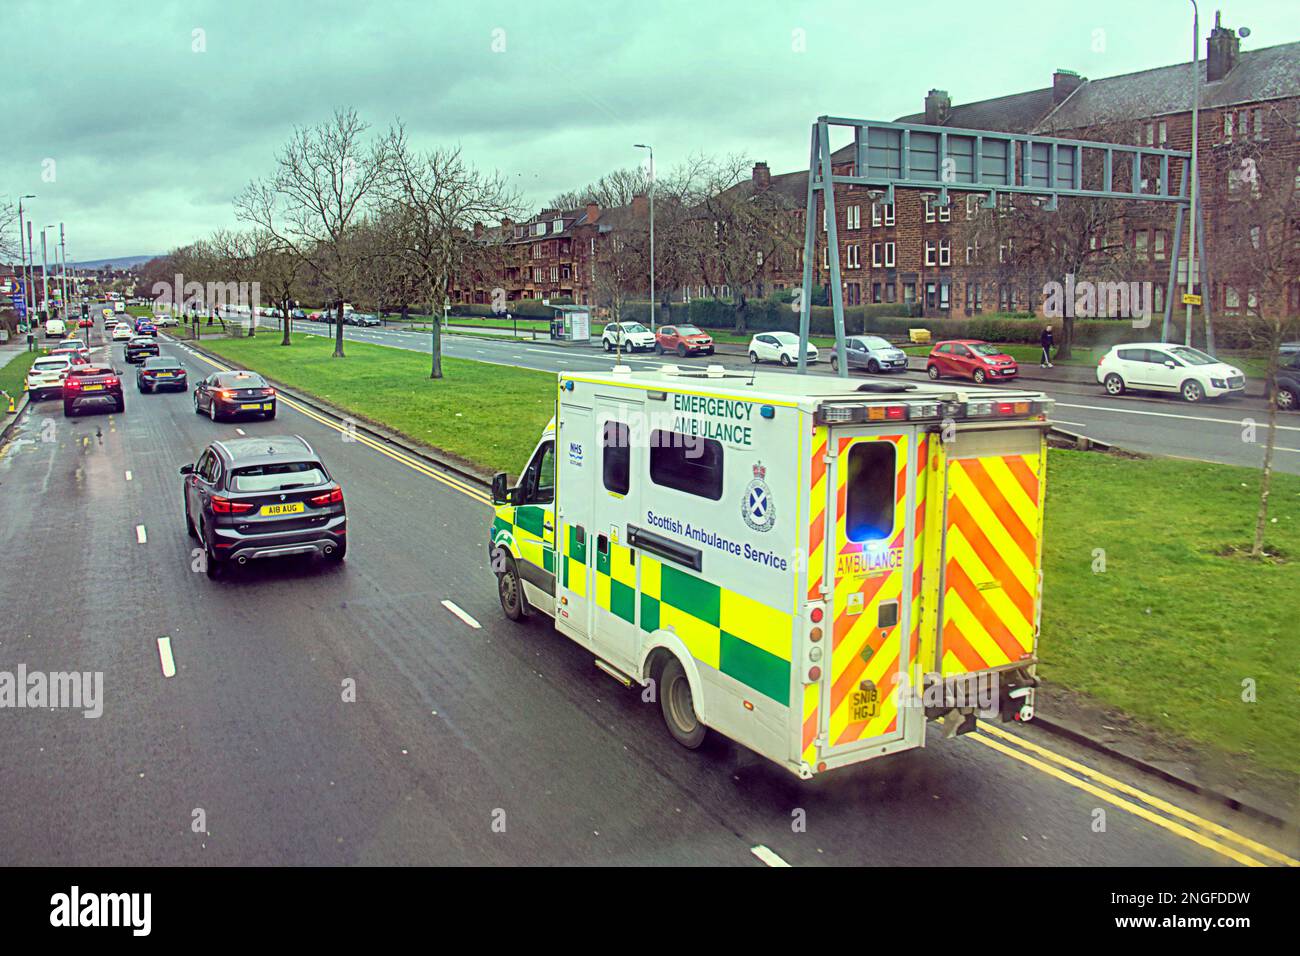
[{"left": 69, "top": 254, "right": 163, "bottom": 270}]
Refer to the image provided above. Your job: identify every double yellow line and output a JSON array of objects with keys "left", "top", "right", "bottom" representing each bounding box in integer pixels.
[
  {"left": 972, "top": 724, "right": 1297, "bottom": 867},
  {"left": 181, "top": 341, "right": 1296, "bottom": 868}
]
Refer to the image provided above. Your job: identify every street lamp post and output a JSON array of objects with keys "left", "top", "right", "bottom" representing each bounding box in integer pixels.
[
  {"left": 16, "top": 195, "right": 34, "bottom": 326},
  {"left": 40, "top": 227, "right": 52, "bottom": 320},
  {"left": 634, "top": 143, "right": 656, "bottom": 331},
  {"left": 59, "top": 223, "right": 70, "bottom": 317},
  {"left": 1185, "top": 0, "right": 1200, "bottom": 347}
]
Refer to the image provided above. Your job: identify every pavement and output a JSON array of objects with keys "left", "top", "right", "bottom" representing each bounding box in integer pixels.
[
  {"left": 0, "top": 319, "right": 1293, "bottom": 866},
  {"left": 267, "top": 318, "right": 1300, "bottom": 474}
]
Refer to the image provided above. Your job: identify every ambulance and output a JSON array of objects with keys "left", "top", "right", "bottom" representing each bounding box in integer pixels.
[{"left": 489, "top": 364, "right": 1052, "bottom": 777}]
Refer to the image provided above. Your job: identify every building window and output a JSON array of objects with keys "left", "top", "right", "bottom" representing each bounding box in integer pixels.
[
  {"left": 1134, "top": 232, "right": 1149, "bottom": 260},
  {"left": 550, "top": 266, "right": 559, "bottom": 282},
  {"left": 884, "top": 242, "right": 895, "bottom": 268},
  {"left": 846, "top": 282, "right": 861, "bottom": 306},
  {"left": 552, "top": 218, "right": 563, "bottom": 233},
  {"left": 845, "top": 442, "right": 896, "bottom": 542},
  {"left": 884, "top": 204, "right": 895, "bottom": 226},
  {"left": 925, "top": 282, "right": 937, "bottom": 309},
  {"left": 871, "top": 282, "right": 882, "bottom": 303},
  {"left": 939, "top": 283, "right": 950, "bottom": 310},
  {"left": 1253, "top": 109, "right": 1263, "bottom": 141},
  {"left": 649, "top": 430, "right": 723, "bottom": 501},
  {"left": 1154, "top": 230, "right": 1167, "bottom": 260},
  {"left": 924, "top": 241, "right": 937, "bottom": 266},
  {"left": 532, "top": 244, "right": 542, "bottom": 259},
  {"left": 938, "top": 239, "right": 951, "bottom": 266},
  {"left": 871, "top": 204, "right": 881, "bottom": 228},
  {"left": 925, "top": 199, "right": 936, "bottom": 223},
  {"left": 822, "top": 247, "right": 829, "bottom": 269},
  {"left": 884, "top": 283, "right": 896, "bottom": 303},
  {"left": 938, "top": 203, "right": 951, "bottom": 223},
  {"left": 871, "top": 243, "right": 882, "bottom": 268},
  {"left": 1158, "top": 120, "right": 1168, "bottom": 145},
  {"left": 847, "top": 205, "right": 861, "bottom": 230},
  {"left": 847, "top": 244, "right": 860, "bottom": 269}
]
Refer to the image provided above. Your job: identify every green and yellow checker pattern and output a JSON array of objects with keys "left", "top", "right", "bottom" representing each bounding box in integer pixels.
[
  {"left": 560, "top": 522, "right": 587, "bottom": 596},
  {"left": 492, "top": 504, "right": 555, "bottom": 581},
  {"left": 639, "top": 555, "right": 794, "bottom": 706}
]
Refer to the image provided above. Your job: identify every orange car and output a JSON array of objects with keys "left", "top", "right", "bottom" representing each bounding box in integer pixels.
[{"left": 655, "top": 324, "right": 714, "bottom": 357}]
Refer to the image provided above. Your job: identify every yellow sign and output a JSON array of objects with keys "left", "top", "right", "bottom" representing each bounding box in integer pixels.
[{"left": 1182, "top": 293, "right": 1202, "bottom": 306}]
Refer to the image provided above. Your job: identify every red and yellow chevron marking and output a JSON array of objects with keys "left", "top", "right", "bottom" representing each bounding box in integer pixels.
[
  {"left": 802, "top": 426, "right": 828, "bottom": 765},
  {"left": 826, "top": 434, "right": 909, "bottom": 749},
  {"left": 907, "top": 435, "right": 928, "bottom": 687},
  {"left": 939, "top": 452, "right": 1043, "bottom": 676}
]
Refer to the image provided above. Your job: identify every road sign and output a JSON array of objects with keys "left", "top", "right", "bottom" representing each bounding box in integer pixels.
[{"left": 1182, "top": 293, "right": 1202, "bottom": 306}]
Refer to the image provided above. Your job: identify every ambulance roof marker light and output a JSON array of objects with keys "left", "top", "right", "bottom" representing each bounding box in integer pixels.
[
  {"left": 661, "top": 365, "right": 681, "bottom": 376},
  {"left": 706, "top": 364, "right": 725, "bottom": 378},
  {"left": 612, "top": 364, "right": 632, "bottom": 376}
]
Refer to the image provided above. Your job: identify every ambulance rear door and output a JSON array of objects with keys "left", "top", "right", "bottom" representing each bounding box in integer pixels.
[{"left": 818, "top": 426, "right": 920, "bottom": 762}]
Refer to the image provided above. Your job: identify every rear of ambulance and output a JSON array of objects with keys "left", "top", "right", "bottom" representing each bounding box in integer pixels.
[{"left": 917, "top": 397, "right": 1051, "bottom": 735}]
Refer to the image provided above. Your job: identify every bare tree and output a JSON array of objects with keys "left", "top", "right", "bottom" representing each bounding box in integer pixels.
[
  {"left": 236, "top": 108, "right": 394, "bottom": 357},
  {"left": 0, "top": 200, "right": 20, "bottom": 265},
  {"left": 1210, "top": 134, "right": 1300, "bottom": 558},
  {"left": 384, "top": 139, "right": 522, "bottom": 378},
  {"left": 550, "top": 166, "right": 651, "bottom": 211}
]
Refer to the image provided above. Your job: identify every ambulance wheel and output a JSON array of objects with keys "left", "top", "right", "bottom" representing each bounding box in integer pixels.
[
  {"left": 660, "top": 657, "right": 706, "bottom": 750},
  {"left": 497, "top": 552, "right": 530, "bottom": 621}
]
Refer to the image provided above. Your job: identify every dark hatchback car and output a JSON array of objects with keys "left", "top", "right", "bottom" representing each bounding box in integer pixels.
[
  {"left": 125, "top": 336, "right": 160, "bottom": 364},
  {"left": 137, "top": 356, "right": 188, "bottom": 393},
  {"left": 1272, "top": 347, "right": 1300, "bottom": 412},
  {"left": 63, "top": 365, "right": 124, "bottom": 417},
  {"left": 181, "top": 435, "right": 346, "bottom": 579},
  {"left": 193, "top": 369, "right": 277, "bottom": 421}
]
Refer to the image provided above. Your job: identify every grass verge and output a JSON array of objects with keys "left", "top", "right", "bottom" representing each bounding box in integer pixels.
[
  {"left": 0, "top": 351, "right": 40, "bottom": 406},
  {"left": 182, "top": 331, "right": 1297, "bottom": 777},
  {"left": 189, "top": 331, "right": 554, "bottom": 476}
]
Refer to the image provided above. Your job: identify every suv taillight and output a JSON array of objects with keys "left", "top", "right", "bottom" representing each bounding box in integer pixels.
[
  {"left": 309, "top": 488, "right": 343, "bottom": 506},
  {"left": 65, "top": 378, "right": 82, "bottom": 389},
  {"left": 211, "top": 496, "right": 255, "bottom": 514}
]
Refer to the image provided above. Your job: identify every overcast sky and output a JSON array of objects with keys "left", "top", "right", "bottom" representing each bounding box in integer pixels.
[{"left": 5, "top": 0, "right": 1296, "bottom": 261}]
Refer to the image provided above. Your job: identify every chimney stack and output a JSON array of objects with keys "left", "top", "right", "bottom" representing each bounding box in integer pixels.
[
  {"left": 631, "top": 193, "right": 648, "bottom": 218},
  {"left": 473, "top": 222, "right": 484, "bottom": 239},
  {"left": 1052, "top": 69, "right": 1084, "bottom": 104},
  {"left": 585, "top": 202, "right": 601, "bottom": 224},
  {"left": 924, "top": 89, "right": 951, "bottom": 125},
  {"left": 752, "top": 161, "right": 771, "bottom": 191},
  {"left": 1206, "top": 12, "right": 1240, "bottom": 82}
]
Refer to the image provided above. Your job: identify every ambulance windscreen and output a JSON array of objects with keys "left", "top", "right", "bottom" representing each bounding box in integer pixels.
[{"left": 845, "top": 442, "right": 896, "bottom": 541}]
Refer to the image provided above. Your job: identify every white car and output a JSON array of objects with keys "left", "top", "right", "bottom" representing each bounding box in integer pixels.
[
  {"left": 26, "top": 355, "right": 75, "bottom": 401},
  {"left": 1097, "top": 343, "right": 1245, "bottom": 403},
  {"left": 153, "top": 313, "right": 178, "bottom": 327},
  {"left": 112, "top": 322, "right": 136, "bottom": 342},
  {"left": 602, "top": 321, "right": 656, "bottom": 353},
  {"left": 44, "top": 318, "right": 67, "bottom": 339},
  {"left": 748, "top": 331, "right": 819, "bottom": 367}
]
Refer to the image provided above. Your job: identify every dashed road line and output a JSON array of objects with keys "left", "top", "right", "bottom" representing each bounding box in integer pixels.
[
  {"left": 124, "top": 470, "right": 132, "bottom": 480},
  {"left": 750, "top": 845, "right": 791, "bottom": 867},
  {"left": 441, "top": 600, "right": 481, "bottom": 629},
  {"left": 135, "top": 525, "right": 147, "bottom": 544},
  {"left": 156, "top": 637, "right": 176, "bottom": 678}
]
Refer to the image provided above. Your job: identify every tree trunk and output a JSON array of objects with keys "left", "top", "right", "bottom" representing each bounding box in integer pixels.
[
  {"left": 281, "top": 295, "right": 291, "bottom": 346},
  {"left": 334, "top": 300, "right": 345, "bottom": 358},
  {"left": 733, "top": 290, "right": 748, "bottom": 334},
  {"left": 1251, "top": 342, "right": 1282, "bottom": 557}
]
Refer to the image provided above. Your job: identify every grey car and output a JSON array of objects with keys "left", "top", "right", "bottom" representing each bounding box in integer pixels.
[{"left": 830, "top": 335, "right": 910, "bottom": 374}]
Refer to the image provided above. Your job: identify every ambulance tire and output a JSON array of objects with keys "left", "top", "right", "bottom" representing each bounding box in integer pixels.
[
  {"left": 497, "top": 552, "right": 531, "bottom": 621},
  {"left": 660, "top": 657, "right": 706, "bottom": 750}
]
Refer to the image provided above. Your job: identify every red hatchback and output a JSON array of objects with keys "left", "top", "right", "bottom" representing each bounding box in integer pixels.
[
  {"left": 926, "top": 340, "right": 1018, "bottom": 384},
  {"left": 655, "top": 324, "right": 714, "bottom": 357}
]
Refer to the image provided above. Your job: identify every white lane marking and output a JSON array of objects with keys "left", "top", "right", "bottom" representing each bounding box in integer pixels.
[
  {"left": 236, "top": 428, "right": 246, "bottom": 435},
  {"left": 750, "top": 845, "right": 791, "bottom": 867},
  {"left": 1056, "top": 401, "right": 1300, "bottom": 432},
  {"left": 440, "top": 600, "right": 482, "bottom": 629},
  {"left": 1051, "top": 420, "right": 1088, "bottom": 428},
  {"left": 157, "top": 637, "right": 176, "bottom": 678},
  {"left": 124, "top": 470, "right": 132, "bottom": 480},
  {"left": 135, "top": 525, "right": 147, "bottom": 544}
]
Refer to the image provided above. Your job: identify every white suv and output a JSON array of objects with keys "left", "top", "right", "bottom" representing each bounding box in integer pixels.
[
  {"left": 602, "top": 321, "right": 656, "bottom": 353},
  {"left": 748, "top": 331, "right": 819, "bottom": 366},
  {"left": 1097, "top": 343, "right": 1245, "bottom": 403},
  {"left": 26, "top": 355, "right": 75, "bottom": 401}
]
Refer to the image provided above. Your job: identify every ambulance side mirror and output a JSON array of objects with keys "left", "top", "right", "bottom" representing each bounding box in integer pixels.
[{"left": 491, "top": 472, "right": 510, "bottom": 506}]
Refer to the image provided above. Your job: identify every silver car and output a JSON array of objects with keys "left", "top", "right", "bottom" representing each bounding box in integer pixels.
[{"left": 830, "top": 335, "right": 909, "bottom": 374}]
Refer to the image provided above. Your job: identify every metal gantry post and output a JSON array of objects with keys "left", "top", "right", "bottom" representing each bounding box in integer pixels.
[
  {"left": 817, "top": 120, "right": 849, "bottom": 378},
  {"left": 796, "top": 125, "right": 818, "bottom": 375}
]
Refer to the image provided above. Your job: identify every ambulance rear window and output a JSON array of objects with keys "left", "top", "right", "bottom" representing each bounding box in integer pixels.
[
  {"left": 602, "top": 421, "right": 630, "bottom": 495},
  {"left": 845, "top": 442, "right": 895, "bottom": 541},
  {"left": 649, "top": 429, "right": 723, "bottom": 500}
]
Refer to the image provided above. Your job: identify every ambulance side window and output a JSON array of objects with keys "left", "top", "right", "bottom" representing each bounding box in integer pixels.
[
  {"left": 602, "top": 421, "right": 630, "bottom": 496},
  {"left": 649, "top": 429, "right": 723, "bottom": 500},
  {"left": 845, "top": 442, "right": 895, "bottom": 541},
  {"left": 522, "top": 441, "right": 555, "bottom": 504}
]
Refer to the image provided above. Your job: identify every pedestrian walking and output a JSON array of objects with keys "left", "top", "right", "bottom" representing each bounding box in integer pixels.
[{"left": 1040, "top": 324, "right": 1055, "bottom": 368}]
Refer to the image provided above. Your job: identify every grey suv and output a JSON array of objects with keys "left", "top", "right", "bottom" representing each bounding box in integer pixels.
[{"left": 180, "top": 435, "right": 347, "bottom": 579}]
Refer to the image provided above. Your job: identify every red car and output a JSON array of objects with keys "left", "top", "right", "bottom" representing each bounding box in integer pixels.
[
  {"left": 655, "top": 324, "right": 714, "bottom": 357},
  {"left": 926, "top": 339, "right": 1018, "bottom": 384}
]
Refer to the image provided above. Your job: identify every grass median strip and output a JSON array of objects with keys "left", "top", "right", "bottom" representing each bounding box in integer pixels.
[
  {"left": 0, "top": 352, "right": 40, "bottom": 405},
  {"left": 188, "top": 331, "right": 1296, "bottom": 778},
  {"left": 187, "top": 331, "right": 553, "bottom": 475}
]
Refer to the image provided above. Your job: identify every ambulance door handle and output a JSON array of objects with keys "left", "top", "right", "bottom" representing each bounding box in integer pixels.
[{"left": 597, "top": 534, "right": 608, "bottom": 555}]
